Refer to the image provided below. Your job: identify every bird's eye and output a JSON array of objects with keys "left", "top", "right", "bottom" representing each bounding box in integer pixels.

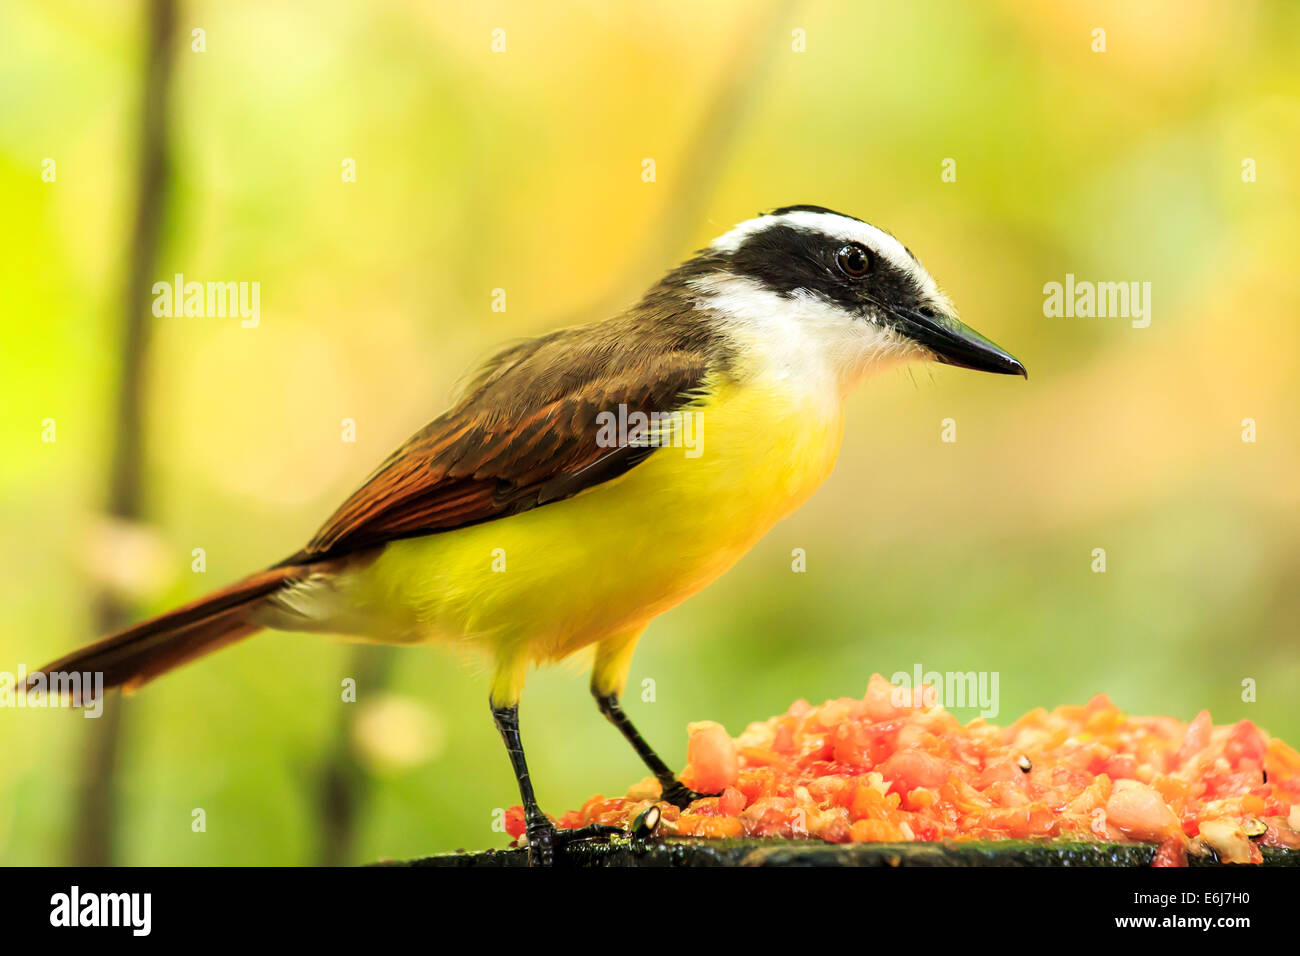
[{"left": 835, "top": 243, "right": 871, "bottom": 278}]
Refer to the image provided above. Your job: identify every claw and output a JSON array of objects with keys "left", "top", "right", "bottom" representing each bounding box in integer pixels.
[
  {"left": 522, "top": 822, "right": 623, "bottom": 866},
  {"left": 525, "top": 822, "right": 556, "bottom": 867},
  {"left": 659, "top": 779, "right": 720, "bottom": 810}
]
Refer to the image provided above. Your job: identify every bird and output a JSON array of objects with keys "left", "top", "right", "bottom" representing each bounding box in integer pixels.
[{"left": 31, "top": 204, "right": 1026, "bottom": 864}]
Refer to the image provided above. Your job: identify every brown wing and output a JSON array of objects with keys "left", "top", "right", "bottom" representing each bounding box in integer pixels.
[{"left": 289, "top": 322, "right": 713, "bottom": 563}]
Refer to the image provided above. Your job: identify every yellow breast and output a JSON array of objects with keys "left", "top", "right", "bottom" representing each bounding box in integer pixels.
[{"left": 341, "top": 375, "right": 846, "bottom": 664}]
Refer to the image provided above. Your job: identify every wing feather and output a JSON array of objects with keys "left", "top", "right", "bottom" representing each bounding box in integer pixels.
[{"left": 291, "top": 323, "right": 713, "bottom": 562}]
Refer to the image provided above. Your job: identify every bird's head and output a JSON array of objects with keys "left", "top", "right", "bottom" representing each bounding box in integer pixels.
[{"left": 677, "top": 205, "right": 1025, "bottom": 390}]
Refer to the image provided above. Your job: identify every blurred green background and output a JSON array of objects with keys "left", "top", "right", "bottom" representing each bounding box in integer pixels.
[{"left": 2, "top": 0, "right": 1298, "bottom": 865}]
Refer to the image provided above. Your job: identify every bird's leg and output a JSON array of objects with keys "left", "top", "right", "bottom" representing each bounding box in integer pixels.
[
  {"left": 489, "top": 701, "right": 551, "bottom": 862},
  {"left": 593, "top": 690, "right": 719, "bottom": 810},
  {"left": 490, "top": 699, "right": 620, "bottom": 866},
  {"left": 589, "top": 630, "right": 716, "bottom": 811}
]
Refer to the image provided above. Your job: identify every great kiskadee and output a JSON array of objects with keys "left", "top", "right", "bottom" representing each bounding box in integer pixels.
[{"left": 33, "top": 205, "right": 1025, "bottom": 864}]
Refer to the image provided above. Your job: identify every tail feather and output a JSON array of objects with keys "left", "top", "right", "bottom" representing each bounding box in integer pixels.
[{"left": 31, "top": 565, "right": 301, "bottom": 697}]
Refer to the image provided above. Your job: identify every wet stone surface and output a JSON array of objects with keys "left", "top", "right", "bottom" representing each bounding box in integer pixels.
[{"left": 387, "top": 836, "right": 1299, "bottom": 868}]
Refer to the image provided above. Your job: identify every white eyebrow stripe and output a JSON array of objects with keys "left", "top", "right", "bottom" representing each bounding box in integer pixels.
[{"left": 710, "top": 211, "right": 947, "bottom": 306}]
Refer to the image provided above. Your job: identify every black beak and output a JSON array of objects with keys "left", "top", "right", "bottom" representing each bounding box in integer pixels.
[{"left": 891, "top": 307, "right": 1027, "bottom": 378}]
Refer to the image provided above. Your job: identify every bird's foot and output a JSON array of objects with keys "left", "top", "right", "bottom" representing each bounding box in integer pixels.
[
  {"left": 659, "top": 779, "right": 721, "bottom": 810},
  {"left": 522, "top": 821, "right": 624, "bottom": 867}
]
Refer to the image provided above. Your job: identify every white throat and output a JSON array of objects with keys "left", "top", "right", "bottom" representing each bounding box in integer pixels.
[{"left": 690, "top": 273, "right": 925, "bottom": 407}]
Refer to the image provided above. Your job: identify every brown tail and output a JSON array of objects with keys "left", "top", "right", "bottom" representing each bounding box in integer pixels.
[{"left": 31, "top": 565, "right": 302, "bottom": 697}]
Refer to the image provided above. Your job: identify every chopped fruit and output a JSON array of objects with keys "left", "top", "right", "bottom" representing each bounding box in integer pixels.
[
  {"left": 679, "top": 720, "right": 740, "bottom": 793},
  {"left": 1151, "top": 836, "right": 1188, "bottom": 868},
  {"left": 1194, "top": 819, "right": 1262, "bottom": 865},
  {"left": 512, "top": 675, "right": 1300, "bottom": 866},
  {"left": 1104, "top": 780, "right": 1183, "bottom": 843},
  {"left": 503, "top": 805, "right": 526, "bottom": 840},
  {"left": 676, "top": 815, "right": 744, "bottom": 839}
]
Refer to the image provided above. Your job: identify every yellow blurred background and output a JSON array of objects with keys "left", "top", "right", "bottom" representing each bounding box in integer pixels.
[{"left": 1, "top": 0, "right": 1297, "bottom": 864}]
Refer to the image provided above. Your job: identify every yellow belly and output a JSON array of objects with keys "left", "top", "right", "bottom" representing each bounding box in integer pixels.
[{"left": 337, "top": 377, "right": 844, "bottom": 672}]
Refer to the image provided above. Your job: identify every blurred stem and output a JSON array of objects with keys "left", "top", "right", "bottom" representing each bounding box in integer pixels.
[
  {"left": 72, "top": 0, "right": 177, "bottom": 867},
  {"left": 316, "top": 645, "right": 395, "bottom": 865}
]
